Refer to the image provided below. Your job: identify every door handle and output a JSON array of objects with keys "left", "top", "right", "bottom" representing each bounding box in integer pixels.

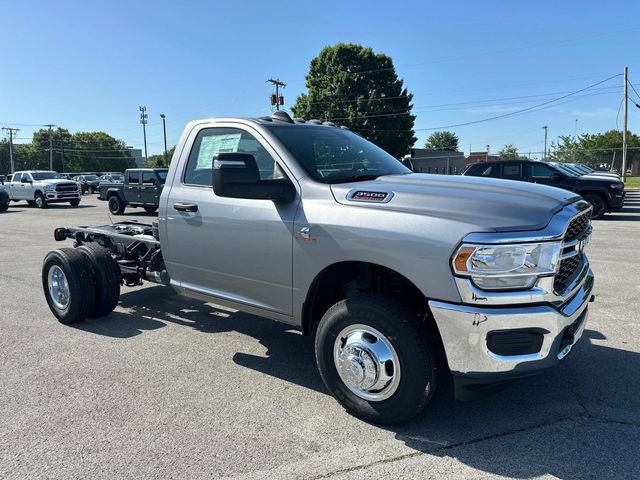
[{"left": 173, "top": 202, "right": 198, "bottom": 212}]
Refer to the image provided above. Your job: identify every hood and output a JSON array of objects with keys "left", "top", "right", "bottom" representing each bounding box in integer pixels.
[
  {"left": 330, "top": 173, "right": 580, "bottom": 232},
  {"left": 39, "top": 179, "right": 76, "bottom": 185},
  {"left": 581, "top": 174, "right": 621, "bottom": 182}
]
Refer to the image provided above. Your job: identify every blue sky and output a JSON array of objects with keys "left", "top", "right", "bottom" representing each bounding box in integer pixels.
[{"left": 1, "top": 0, "right": 638, "bottom": 157}]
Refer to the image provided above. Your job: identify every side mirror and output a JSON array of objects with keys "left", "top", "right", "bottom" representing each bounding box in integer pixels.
[
  {"left": 212, "top": 153, "right": 295, "bottom": 202},
  {"left": 551, "top": 172, "right": 564, "bottom": 181},
  {"left": 20, "top": 177, "right": 31, "bottom": 184}
]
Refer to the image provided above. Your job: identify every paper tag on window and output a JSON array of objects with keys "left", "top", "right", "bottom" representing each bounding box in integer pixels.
[{"left": 196, "top": 133, "right": 241, "bottom": 169}]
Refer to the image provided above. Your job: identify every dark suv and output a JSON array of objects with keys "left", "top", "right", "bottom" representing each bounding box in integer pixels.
[{"left": 463, "top": 160, "right": 625, "bottom": 218}]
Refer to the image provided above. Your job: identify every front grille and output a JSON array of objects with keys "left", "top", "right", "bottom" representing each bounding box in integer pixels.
[
  {"left": 56, "top": 182, "right": 78, "bottom": 192},
  {"left": 554, "top": 253, "right": 584, "bottom": 293},
  {"left": 565, "top": 211, "right": 591, "bottom": 242}
]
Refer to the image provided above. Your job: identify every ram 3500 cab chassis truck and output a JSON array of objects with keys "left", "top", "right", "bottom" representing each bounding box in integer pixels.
[{"left": 42, "top": 112, "right": 595, "bottom": 424}]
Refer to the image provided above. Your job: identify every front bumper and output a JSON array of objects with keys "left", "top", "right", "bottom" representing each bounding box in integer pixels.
[
  {"left": 429, "top": 269, "right": 594, "bottom": 380},
  {"left": 609, "top": 191, "right": 625, "bottom": 210},
  {"left": 45, "top": 191, "right": 80, "bottom": 201}
]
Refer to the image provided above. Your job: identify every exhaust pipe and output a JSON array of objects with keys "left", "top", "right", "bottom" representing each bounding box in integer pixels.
[{"left": 144, "top": 270, "right": 171, "bottom": 285}]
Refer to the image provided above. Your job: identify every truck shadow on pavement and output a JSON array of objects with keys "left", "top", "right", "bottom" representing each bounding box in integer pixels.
[{"left": 75, "top": 286, "right": 640, "bottom": 479}]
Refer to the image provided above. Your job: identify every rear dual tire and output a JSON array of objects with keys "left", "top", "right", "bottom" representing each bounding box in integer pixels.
[{"left": 42, "top": 244, "right": 120, "bottom": 324}]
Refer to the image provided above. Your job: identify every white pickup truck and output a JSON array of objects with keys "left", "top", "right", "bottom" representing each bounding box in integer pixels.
[{"left": 7, "top": 171, "right": 81, "bottom": 208}]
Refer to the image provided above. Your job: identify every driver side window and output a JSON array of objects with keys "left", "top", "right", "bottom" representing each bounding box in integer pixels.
[{"left": 184, "top": 127, "right": 280, "bottom": 187}]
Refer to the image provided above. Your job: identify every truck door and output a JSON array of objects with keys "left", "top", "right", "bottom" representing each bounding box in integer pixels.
[
  {"left": 8, "top": 173, "right": 22, "bottom": 199},
  {"left": 164, "top": 126, "right": 297, "bottom": 317},
  {"left": 140, "top": 171, "right": 159, "bottom": 204},
  {"left": 125, "top": 171, "right": 141, "bottom": 204},
  {"left": 18, "top": 173, "right": 33, "bottom": 200}
]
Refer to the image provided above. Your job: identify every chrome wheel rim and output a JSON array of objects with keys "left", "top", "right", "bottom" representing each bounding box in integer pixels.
[
  {"left": 36, "top": 196, "right": 43, "bottom": 207},
  {"left": 48, "top": 265, "right": 70, "bottom": 309},
  {"left": 333, "top": 324, "right": 401, "bottom": 401}
]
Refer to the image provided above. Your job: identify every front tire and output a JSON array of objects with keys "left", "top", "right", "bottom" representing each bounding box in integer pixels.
[
  {"left": 108, "top": 195, "right": 125, "bottom": 215},
  {"left": 315, "top": 293, "right": 437, "bottom": 424},
  {"left": 0, "top": 202, "right": 8, "bottom": 212},
  {"left": 583, "top": 193, "right": 606, "bottom": 219},
  {"left": 34, "top": 192, "right": 47, "bottom": 209},
  {"left": 42, "top": 248, "right": 96, "bottom": 324},
  {"left": 77, "top": 243, "right": 120, "bottom": 317},
  {"left": 69, "top": 199, "right": 81, "bottom": 207}
]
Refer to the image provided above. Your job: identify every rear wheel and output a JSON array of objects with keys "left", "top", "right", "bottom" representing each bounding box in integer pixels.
[
  {"left": 42, "top": 248, "right": 96, "bottom": 324},
  {"left": 315, "top": 293, "right": 437, "bottom": 424},
  {"left": 0, "top": 201, "right": 8, "bottom": 212},
  {"left": 144, "top": 206, "right": 157, "bottom": 213},
  {"left": 69, "top": 199, "right": 81, "bottom": 207},
  {"left": 34, "top": 192, "right": 47, "bottom": 209},
  {"left": 108, "top": 195, "right": 125, "bottom": 215},
  {"left": 77, "top": 243, "right": 120, "bottom": 317},
  {"left": 583, "top": 193, "right": 606, "bottom": 219}
]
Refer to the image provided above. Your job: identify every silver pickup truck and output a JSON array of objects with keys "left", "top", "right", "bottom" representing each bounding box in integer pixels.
[
  {"left": 8, "top": 171, "right": 81, "bottom": 208},
  {"left": 41, "top": 112, "right": 594, "bottom": 424}
]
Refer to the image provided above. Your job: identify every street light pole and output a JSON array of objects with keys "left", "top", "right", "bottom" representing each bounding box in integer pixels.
[
  {"left": 542, "top": 126, "right": 548, "bottom": 160},
  {"left": 160, "top": 114, "right": 168, "bottom": 167}
]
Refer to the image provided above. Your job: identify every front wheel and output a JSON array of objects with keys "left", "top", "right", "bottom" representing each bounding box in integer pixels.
[
  {"left": 0, "top": 202, "right": 8, "bottom": 212},
  {"left": 315, "top": 293, "right": 437, "bottom": 424},
  {"left": 69, "top": 199, "right": 81, "bottom": 207},
  {"left": 108, "top": 195, "right": 125, "bottom": 215},
  {"left": 34, "top": 192, "right": 47, "bottom": 209},
  {"left": 583, "top": 193, "right": 606, "bottom": 219}
]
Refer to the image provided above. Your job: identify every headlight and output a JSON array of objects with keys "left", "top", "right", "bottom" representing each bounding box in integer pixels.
[
  {"left": 44, "top": 184, "right": 56, "bottom": 192},
  {"left": 452, "top": 241, "right": 562, "bottom": 291},
  {"left": 610, "top": 183, "right": 624, "bottom": 190}
]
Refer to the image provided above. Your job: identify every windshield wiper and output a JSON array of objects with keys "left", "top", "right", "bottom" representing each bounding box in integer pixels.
[{"left": 329, "top": 174, "right": 382, "bottom": 184}]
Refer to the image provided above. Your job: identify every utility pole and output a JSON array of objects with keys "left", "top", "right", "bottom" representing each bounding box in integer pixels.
[
  {"left": 44, "top": 124, "right": 56, "bottom": 170},
  {"left": 542, "top": 126, "right": 548, "bottom": 161},
  {"left": 266, "top": 78, "right": 286, "bottom": 111},
  {"left": 2, "top": 127, "right": 19, "bottom": 174},
  {"left": 622, "top": 66, "right": 628, "bottom": 181},
  {"left": 139, "top": 106, "right": 148, "bottom": 162},
  {"left": 160, "top": 114, "right": 168, "bottom": 166}
]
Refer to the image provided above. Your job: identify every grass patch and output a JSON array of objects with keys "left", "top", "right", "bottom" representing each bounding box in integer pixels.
[{"left": 624, "top": 176, "right": 640, "bottom": 188}]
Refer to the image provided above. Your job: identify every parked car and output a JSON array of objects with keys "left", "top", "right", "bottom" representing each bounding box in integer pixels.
[
  {"left": 0, "top": 182, "right": 9, "bottom": 211},
  {"left": 73, "top": 174, "right": 101, "bottom": 194},
  {"left": 98, "top": 168, "right": 167, "bottom": 214},
  {"left": 99, "top": 173, "right": 124, "bottom": 183},
  {"left": 463, "top": 160, "right": 624, "bottom": 218},
  {"left": 550, "top": 162, "right": 620, "bottom": 179},
  {"left": 43, "top": 112, "right": 594, "bottom": 424},
  {"left": 7, "top": 171, "right": 81, "bottom": 208}
]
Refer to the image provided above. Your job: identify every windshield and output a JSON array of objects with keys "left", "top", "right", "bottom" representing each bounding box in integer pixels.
[
  {"left": 574, "top": 164, "right": 593, "bottom": 174},
  {"left": 157, "top": 170, "right": 168, "bottom": 184},
  {"left": 84, "top": 175, "right": 98, "bottom": 181},
  {"left": 266, "top": 125, "right": 410, "bottom": 184},
  {"left": 31, "top": 172, "right": 62, "bottom": 180},
  {"left": 552, "top": 163, "right": 580, "bottom": 177}
]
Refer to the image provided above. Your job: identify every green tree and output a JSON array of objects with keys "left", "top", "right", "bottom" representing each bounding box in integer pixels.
[
  {"left": 498, "top": 144, "right": 527, "bottom": 160},
  {"left": 63, "top": 131, "right": 135, "bottom": 172},
  {"left": 144, "top": 145, "right": 176, "bottom": 168},
  {"left": 292, "top": 43, "right": 416, "bottom": 158},
  {"left": 550, "top": 130, "right": 640, "bottom": 169},
  {"left": 425, "top": 131, "right": 458, "bottom": 151}
]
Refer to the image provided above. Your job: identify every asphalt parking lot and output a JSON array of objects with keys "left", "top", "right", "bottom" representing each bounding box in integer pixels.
[{"left": 1, "top": 192, "right": 639, "bottom": 479}]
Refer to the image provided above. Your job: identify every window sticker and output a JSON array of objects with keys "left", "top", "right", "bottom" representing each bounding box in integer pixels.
[{"left": 196, "top": 133, "right": 241, "bottom": 169}]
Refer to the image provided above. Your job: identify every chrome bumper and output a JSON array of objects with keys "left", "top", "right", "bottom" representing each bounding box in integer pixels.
[
  {"left": 46, "top": 192, "right": 80, "bottom": 200},
  {"left": 429, "top": 269, "right": 594, "bottom": 378}
]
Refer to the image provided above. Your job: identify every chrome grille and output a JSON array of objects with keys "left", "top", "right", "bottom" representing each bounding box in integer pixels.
[
  {"left": 56, "top": 182, "right": 78, "bottom": 192},
  {"left": 565, "top": 211, "right": 591, "bottom": 242},
  {"left": 554, "top": 253, "right": 584, "bottom": 293}
]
